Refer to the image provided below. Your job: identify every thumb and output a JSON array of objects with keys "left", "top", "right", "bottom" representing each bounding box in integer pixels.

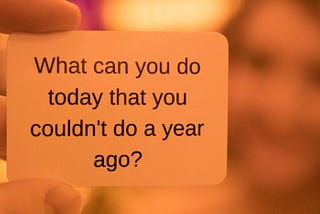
[{"left": 0, "top": 179, "right": 83, "bottom": 214}]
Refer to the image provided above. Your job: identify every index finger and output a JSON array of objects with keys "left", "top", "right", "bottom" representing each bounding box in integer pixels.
[
  {"left": 0, "top": 0, "right": 81, "bottom": 34},
  {"left": 0, "top": 0, "right": 81, "bottom": 94}
]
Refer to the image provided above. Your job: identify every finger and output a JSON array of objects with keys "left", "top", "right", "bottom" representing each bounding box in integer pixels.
[
  {"left": 0, "top": 95, "right": 5, "bottom": 160},
  {"left": 0, "top": 0, "right": 81, "bottom": 34},
  {"left": 0, "top": 179, "right": 83, "bottom": 214}
]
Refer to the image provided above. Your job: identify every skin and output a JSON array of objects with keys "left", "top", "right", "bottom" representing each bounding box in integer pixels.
[
  {"left": 0, "top": 0, "right": 83, "bottom": 213},
  {"left": 229, "top": 0, "right": 320, "bottom": 211}
]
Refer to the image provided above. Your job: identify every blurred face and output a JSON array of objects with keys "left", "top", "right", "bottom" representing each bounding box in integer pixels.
[{"left": 229, "top": 0, "right": 320, "bottom": 193}]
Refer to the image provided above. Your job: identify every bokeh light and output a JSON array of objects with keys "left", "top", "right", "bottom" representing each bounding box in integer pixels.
[{"left": 102, "top": 0, "right": 242, "bottom": 31}]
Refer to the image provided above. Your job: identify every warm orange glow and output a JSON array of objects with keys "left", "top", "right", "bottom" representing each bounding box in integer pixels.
[
  {"left": 0, "top": 33, "right": 8, "bottom": 95},
  {"left": 0, "top": 160, "right": 7, "bottom": 182},
  {"left": 102, "top": 0, "right": 242, "bottom": 31}
]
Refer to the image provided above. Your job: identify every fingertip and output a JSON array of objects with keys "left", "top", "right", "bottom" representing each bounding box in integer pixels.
[
  {"left": 45, "top": 182, "right": 83, "bottom": 214},
  {"left": 0, "top": 179, "right": 83, "bottom": 214},
  {"left": 59, "top": 0, "right": 82, "bottom": 31}
]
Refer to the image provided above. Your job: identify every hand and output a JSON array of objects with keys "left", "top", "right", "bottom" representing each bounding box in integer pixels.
[{"left": 0, "top": 0, "right": 83, "bottom": 213}]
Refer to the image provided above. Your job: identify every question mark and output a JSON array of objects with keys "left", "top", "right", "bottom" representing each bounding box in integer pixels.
[{"left": 131, "top": 151, "right": 142, "bottom": 167}]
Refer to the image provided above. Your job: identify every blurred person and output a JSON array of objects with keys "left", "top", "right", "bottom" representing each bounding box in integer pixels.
[
  {"left": 0, "top": 0, "right": 83, "bottom": 213},
  {"left": 227, "top": 0, "right": 320, "bottom": 212},
  {"left": 96, "top": 0, "right": 320, "bottom": 213}
]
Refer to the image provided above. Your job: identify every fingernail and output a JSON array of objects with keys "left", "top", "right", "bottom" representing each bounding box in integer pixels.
[{"left": 45, "top": 184, "right": 83, "bottom": 214}]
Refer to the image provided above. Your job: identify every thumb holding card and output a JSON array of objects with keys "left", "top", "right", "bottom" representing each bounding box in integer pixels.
[{"left": 0, "top": 179, "right": 82, "bottom": 214}]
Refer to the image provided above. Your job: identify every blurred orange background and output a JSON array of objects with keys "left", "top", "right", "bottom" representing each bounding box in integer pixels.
[{"left": 2, "top": 0, "right": 320, "bottom": 213}]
